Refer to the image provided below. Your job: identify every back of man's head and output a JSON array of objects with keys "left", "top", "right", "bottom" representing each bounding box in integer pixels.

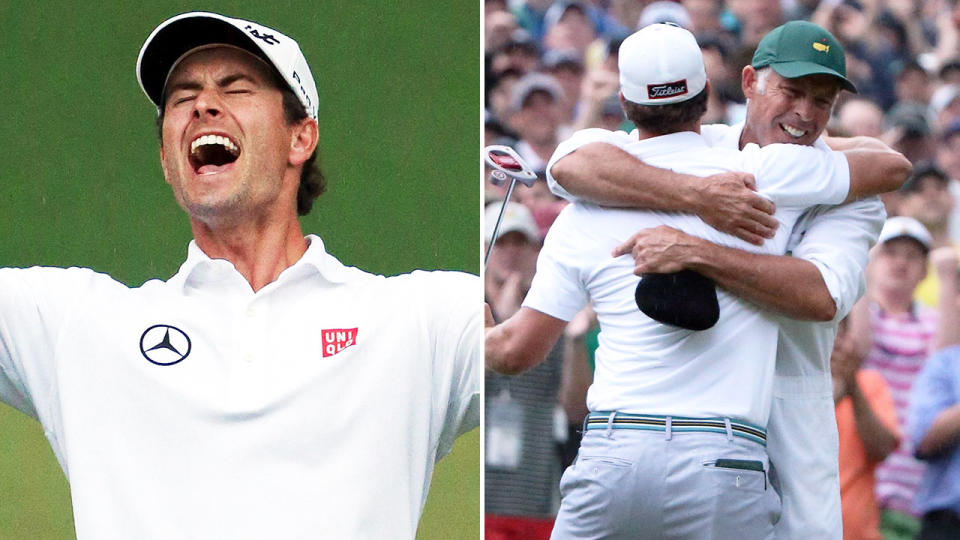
[{"left": 617, "top": 23, "right": 708, "bottom": 135}]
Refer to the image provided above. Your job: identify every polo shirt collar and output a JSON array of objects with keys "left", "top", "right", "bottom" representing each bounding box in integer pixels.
[
  {"left": 298, "top": 234, "right": 354, "bottom": 284},
  {"left": 625, "top": 130, "right": 709, "bottom": 152},
  {"left": 172, "top": 234, "right": 353, "bottom": 293}
]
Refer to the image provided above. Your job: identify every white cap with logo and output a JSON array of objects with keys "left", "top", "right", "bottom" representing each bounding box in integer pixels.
[
  {"left": 137, "top": 12, "right": 319, "bottom": 119},
  {"left": 618, "top": 23, "right": 706, "bottom": 105}
]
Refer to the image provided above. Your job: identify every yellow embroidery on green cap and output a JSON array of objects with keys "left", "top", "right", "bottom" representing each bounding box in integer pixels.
[{"left": 813, "top": 42, "right": 829, "bottom": 52}]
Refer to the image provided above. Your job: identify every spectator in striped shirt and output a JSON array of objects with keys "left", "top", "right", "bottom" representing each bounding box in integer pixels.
[{"left": 859, "top": 216, "right": 936, "bottom": 539}]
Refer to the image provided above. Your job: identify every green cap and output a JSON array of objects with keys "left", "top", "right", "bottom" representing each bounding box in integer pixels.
[{"left": 751, "top": 21, "right": 857, "bottom": 93}]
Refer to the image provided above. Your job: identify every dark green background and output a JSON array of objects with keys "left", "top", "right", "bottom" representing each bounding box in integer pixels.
[{"left": 0, "top": 2, "right": 481, "bottom": 538}]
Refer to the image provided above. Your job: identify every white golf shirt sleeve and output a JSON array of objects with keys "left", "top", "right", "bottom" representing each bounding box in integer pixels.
[
  {"left": 0, "top": 267, "right": 99, "bottom": 420},
  {"left": 745, "top": 143, "right": 851, "bottom": 208},
  {"left": 419, "top": 270, "right": 482, "bottom": 460},
  {"left": 788, "top": 197, "right": 886, "bottom": 320},
  {"left": 521, "top": 208, "right": 591, "bottom": 321},
  {"left": 545, "top": 128, "right": 633, "bottom": 203}
]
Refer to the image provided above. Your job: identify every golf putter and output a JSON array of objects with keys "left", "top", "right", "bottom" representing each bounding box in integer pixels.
[{"left": 484, "top": 145, "right": 539, "bottom": 269}]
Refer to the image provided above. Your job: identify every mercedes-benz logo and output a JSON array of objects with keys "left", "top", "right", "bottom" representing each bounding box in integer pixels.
[{"left": 140, "top": 324, "right": 192, "bottom": 366}]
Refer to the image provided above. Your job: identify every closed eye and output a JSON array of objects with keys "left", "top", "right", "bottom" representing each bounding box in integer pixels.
[
  {"left": 173, "top": 95, "right": 196, "bottom": 105},
  {"left": 782, "top": 87, "right": 801, "bottom": 98}
]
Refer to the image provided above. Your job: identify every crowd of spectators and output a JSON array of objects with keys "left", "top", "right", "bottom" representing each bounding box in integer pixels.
[{"left": 484, "top": 0, "right": 960, "bottom": 538}]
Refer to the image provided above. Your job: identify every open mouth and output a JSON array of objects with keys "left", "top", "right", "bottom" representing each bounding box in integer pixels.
[
  {"left": 188, "top": 134, "right": 241, "bottom": 175},
  {"left": 780, "top": 123, "right": 807, "bottom": 139}
]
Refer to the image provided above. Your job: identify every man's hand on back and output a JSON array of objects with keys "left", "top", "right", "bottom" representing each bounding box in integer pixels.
[
  {"left": 688, "top": 171, "right": 778, "bottom": 245},
  {"left": 612, "top": 225, "right": 705, "bottom": 275}
]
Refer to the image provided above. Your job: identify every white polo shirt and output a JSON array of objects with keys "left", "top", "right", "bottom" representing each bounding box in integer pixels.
[
  {"left": 0, "top": 235, "right": 481, "bottom": 540},
  {"left": 532, "top": 128, "right": 850, "bottom": 426}
]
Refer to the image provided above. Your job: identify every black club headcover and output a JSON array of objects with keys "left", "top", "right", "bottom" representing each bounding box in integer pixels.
[{"left": 634, "top": 269, "right": 720, "bottom": 331}]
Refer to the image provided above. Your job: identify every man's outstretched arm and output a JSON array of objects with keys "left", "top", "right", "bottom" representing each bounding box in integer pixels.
[
  {"left": 550, "top": 143, "right": 779, "bottom": 245},
  {"left": 485, "top": 305, "right": 568, "bottom": 375}
]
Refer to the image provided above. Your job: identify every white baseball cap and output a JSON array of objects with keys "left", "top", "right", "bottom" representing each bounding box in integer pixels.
[
  {"left": 618, "top": 23, "right": 706, "bottom": 105},
  {"left": 878, "top": 216, "right": 932, "bottom": 252},
  {"left": 485, "top": 201, "right": 540, "bottom": 244},
  {"left": 137, "top": 12, "right": 319, "bottom": 119}
]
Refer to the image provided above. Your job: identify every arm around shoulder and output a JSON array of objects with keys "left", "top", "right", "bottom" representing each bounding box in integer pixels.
[
  {"left": 821, "top": 136, "right": 911, "bottom": 198},
  {"left": 687, "top": 239, "right": 837, "bottom": 321},
  {"left": 843, "top": 144, "right": 912, "bottom": 201},
  {"left": 552, "top": 142, "right": 777, "bottom": 244},
  {"left": 616, "top": 227, "right": 837, "bottom": 320},
  {"left": 549, "top": 141, "right": 694, "bottom": 208}
]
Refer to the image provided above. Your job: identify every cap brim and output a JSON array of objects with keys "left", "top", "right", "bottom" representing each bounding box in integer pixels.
[
  {"left": 770, "top": 61, "right": 858, "bottom": 93},
  {"left": 137, "top": 13, "right": 272, "bottom": 110},
  {"left": 881, "top": 234, "right": 930, "bottom": 252}
]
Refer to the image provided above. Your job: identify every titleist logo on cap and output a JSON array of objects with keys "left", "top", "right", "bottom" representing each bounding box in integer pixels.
[{"left": 647, "top": 80, "right": 688, "bottom": 99}]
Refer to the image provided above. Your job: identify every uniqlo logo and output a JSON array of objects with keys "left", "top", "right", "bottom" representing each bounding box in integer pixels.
[{"left": 322, "top": 328, "right": 358, "bottom": 357}]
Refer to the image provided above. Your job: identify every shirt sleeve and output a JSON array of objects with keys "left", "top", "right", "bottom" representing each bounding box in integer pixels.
[
  {"left": 788, "top": 197, "right": 886, "bottom": 320},
  {"left": 0, "top": 267, "right": 100, "bottom": 420},
  {"left": 423, "top": 271, "right": 482, "bottom": 460},
  {"left": 545, "top": 128, "right": 631, "bottom": 202},
  {"left": 907, "top": 347, "right": 960, "bottom": 458},
  {"left": 746, "top": 143, "right": 851, "bottom": 209},
  {"left": 521, "top": 209, "right": 591, "bottom": 321}
]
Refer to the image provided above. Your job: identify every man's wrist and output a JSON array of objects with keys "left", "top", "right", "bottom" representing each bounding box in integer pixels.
[
  {"left": 675, "top": 173, "right": 705, "bottom": 215},
  {"left": 682, "top": 236, "right": 716, "bottom": 272}
]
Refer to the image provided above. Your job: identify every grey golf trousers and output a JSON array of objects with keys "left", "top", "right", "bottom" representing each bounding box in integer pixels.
[{"left": 550, "top": 424, "right": 781, "bottom": 539}]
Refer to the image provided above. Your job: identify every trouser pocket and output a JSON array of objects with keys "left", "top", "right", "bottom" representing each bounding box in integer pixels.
[{"left": 704, "top": 458, "right": 767, "bottom": 491}]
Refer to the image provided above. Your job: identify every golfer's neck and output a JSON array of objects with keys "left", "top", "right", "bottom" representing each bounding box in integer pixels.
[
  {"left": 190, "top": 214, "right": 308, "bottom": 293},
  {"left": 635, "top": 121, "right": 701, "bottom": 141}
]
